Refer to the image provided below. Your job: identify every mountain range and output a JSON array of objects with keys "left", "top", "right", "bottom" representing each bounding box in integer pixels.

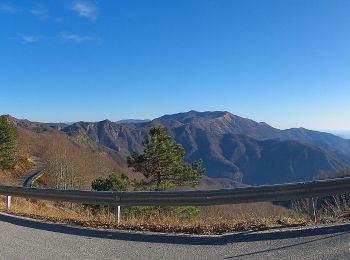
[
  {"left": 5, "top": 111, "right": 350, "bottom": 186},
  {"left": 116, "top": 119, "right": 151, "bottom": 124}
]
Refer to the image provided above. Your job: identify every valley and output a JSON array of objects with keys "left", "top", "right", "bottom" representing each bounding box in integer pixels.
[{"left": 5, "top": 111, "right": 350, "bottom": 187}]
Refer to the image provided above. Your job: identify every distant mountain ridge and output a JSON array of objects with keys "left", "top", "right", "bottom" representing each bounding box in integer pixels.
[
  {"left": 3, "top": 115, "right": 67, "bottom": 132},
  {"left": 116, "top": 119, "right": 151, "bottom": 124},
  {"left": 5, "top": 111, "right": 350, "bottom": 185},
  {"left": 155, "top": 111, "right": 350, "bottom": 154}
]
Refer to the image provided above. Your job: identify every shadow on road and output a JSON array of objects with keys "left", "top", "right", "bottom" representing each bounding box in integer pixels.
[
  {"left": 1, "top": 213, "right": 350, "bottom": 246},
  {"left": 224, "top": 232, "right": 348, "bottom": 258}
]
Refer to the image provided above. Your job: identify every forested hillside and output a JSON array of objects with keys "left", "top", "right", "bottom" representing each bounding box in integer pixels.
[{"left": 5, "top": 111, "right": 350, "bottom": 186}]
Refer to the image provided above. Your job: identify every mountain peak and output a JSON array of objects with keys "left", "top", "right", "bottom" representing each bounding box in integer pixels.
[
  {"left": 100, "top": 119, "right": 112, "bottom": 124},
  {"left": 7, "top": 111, "right": 350, "bottom": 186},
  {"left": 157, "top": 110, "right": 232, "bottom": 122}
]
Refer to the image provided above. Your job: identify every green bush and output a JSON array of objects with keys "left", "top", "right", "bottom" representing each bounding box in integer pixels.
[{"left": 92, "top": 173, "right": 128, "bottom": 192}]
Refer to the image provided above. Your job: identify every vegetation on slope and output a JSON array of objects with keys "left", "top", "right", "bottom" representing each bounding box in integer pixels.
[
  {"left": 61, "top": 111, "right": 350, "bottom": 185},
  {"left": 18, "top": 128, "right": 133, "bottom": 190},
  {"left": 0, "top": 116, "right": 18, "bottom": 170},
  {"left": 1, "top": 114, "right": 350, "bottom": 234},
  {"left": 128, "top": 126, "right": 205, "bottom": 191}
]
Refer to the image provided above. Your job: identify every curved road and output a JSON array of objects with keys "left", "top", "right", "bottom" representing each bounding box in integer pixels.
[
  {"left": 19, "top": 156, "right": 45, "bottom": 187},
  {"left": 0, "top": 213, "right": 350, "bottom": 259}
]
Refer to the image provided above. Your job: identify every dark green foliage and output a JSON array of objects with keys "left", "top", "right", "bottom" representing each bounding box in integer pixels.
[
  {"left": 128, "top": 125, "right": 206, "bottom": 191},
  {"left": 90, "top": 173, "right": 129, "bottom": 215},
  {"left": 91, "top": 173, "right": 128, "bottom": 192},
  {"left": 0, "top": 116, "right": 18, "bottom": 170},
  {"left": 92, "top": 127, "right": 204, "bottom": 220}
]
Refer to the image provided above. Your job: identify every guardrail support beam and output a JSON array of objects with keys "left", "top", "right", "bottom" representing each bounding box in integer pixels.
[{"left": 6, "top": 196, "right": 11, "bottom": 210}]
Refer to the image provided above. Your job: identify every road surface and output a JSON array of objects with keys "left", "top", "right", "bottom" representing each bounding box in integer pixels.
[
  {"left": 19, "top": 156, "right": 45, "bottom": 187},
  {"left": 0, "top": 213, "right": 349, "bottom": 259}
]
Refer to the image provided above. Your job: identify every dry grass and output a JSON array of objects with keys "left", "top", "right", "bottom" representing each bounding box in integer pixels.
[
  {"left": 0, "top": 151, "right": 35, "bottom": 186},
  {"left": 0, "top": 147, "right": 346, "bottom": 235},
  {"left": 0, "top": 196, "right": 309, "bottom": 235},
  {"left": 2, "top": 127, "right": 349, "bottom": 235},
  {"left": 0, "top": 171, "right": 17, "bottom": 186},
  {"left": 200, "top": 202, "right": 290, "bottom": 220},
  {"left": 18, "top": 128, "right": 135, "bottom": 190},
  {"left": 0, "top": 157, "right": 346, "bottom": 235}
]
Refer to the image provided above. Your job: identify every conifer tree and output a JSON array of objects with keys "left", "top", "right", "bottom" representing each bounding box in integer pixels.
[
  {"left": 128, "top": 125, "right": 205, "bottom": 191},
  {"left": 0, "top": 116, "right": 18, "bottom": 170}
]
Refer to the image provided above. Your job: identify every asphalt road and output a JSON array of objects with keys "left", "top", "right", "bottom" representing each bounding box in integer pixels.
[
  {"left": 0, "top": 213, "right": 350, "bottom": 260},
  {"left": 18, "top": 156, "right": 45, "bottom": 187}
]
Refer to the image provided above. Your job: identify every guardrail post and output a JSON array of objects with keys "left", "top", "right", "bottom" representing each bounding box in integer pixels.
[
  {"left": 6, "top": 196, "right": 11, "bottom": 210},
  {"left": 311, "top": 197, "right": 317, "bottom": 222},
  {"left": 115, "top": 206, "right": 121, "bottom": 224}
]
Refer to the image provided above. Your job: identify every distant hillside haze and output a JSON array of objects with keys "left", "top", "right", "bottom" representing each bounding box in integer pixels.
[
  {"left": 4, "top": 111, "right": 350, "bottom": 186},
  {"left": 329, "top": 131, "right": 350, "bottom": 140}
]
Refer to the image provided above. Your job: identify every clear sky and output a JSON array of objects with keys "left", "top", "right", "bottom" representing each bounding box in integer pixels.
[{"left": 0, "top": 0, "right": 349, "bottom": 131}]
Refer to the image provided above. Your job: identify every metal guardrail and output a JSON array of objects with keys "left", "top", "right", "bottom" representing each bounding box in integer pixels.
[{"left": 1, "top": 177, "right": 350, "bottom": 207}]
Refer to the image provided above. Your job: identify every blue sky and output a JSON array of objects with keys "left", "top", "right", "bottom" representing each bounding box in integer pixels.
[{"left": 0, "top": 0, "right": 349, "bottom": 131}]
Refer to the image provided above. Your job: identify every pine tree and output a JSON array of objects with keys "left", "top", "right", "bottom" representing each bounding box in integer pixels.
[
  {"left": 0, "top": 116, "right": 18, "bottom": 170},
  {"left": 128, "top": 125, "right": 205, "bottom": 191}
]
